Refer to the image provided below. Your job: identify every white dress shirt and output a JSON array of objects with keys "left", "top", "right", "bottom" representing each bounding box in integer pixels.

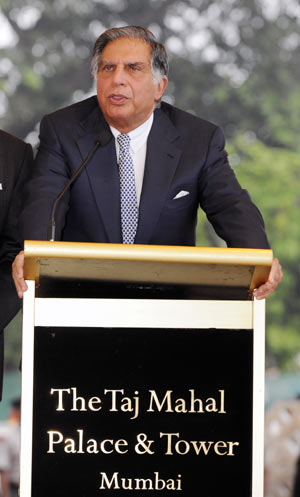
[{"left": 110, "top": 113, "right": 154, "bottom": 206}]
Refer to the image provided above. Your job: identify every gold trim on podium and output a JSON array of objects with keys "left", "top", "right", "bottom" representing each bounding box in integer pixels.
[{"left": 24, "top": 240, "right": 273, "bottom": 293}]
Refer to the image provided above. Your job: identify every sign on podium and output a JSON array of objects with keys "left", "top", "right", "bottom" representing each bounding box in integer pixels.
[{"left": 20, "top": 241, "right": 272, "bottom": 496}]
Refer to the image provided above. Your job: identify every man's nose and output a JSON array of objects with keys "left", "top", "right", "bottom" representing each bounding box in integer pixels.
[{"left": 112, "top": 65, "right": 127, "bottom": 85}]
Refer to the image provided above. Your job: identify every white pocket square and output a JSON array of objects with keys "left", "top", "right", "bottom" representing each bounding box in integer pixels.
[
  {"left": 173, "top": 190, "right": 190, "bottom": 200},
  {"left": 0, "top": 183, "right": 3, "bottom": 191}
]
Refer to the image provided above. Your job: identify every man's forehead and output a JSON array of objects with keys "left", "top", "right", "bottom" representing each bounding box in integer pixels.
[{"left": 101, "top": 37, "right": 152, "bottom": 61}]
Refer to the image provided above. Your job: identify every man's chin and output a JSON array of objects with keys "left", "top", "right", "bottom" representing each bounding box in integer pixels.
[{"left": 105, "top": 112, "right": 133, "bottom": 132}]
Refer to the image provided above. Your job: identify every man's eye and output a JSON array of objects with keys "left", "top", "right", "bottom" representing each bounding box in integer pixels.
[
  {"left": 129, "top": 64, "right": 141, "bottom": 71},
  {"left": 102, "top": 65, "right": 114, "bottom": 71}
]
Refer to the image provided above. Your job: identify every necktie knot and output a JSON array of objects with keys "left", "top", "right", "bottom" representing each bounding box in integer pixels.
[{"left": 117, "top": 133, "right": 130, "bottom": 152}]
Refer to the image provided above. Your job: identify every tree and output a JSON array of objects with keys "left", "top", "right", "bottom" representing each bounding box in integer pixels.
[
  {"left": 0, "top": 0, "right": 299, "bottom": 370},
  {"left": 1, "top": 0, "right": 299, "bottom": 148},
  {"left": 229, "top": 135, "right": 300, "bottom": 370}
]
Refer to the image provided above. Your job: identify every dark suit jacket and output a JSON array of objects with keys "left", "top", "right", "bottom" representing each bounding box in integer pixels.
[
  {"left": 293, "top": 454, "right": 300, "bottom": 497},
  {"left": 0, "top": 130, "right": 33, "bottom": 399},
  {"left": 21, "top": 96, "right": 269, "bottom": 250}
]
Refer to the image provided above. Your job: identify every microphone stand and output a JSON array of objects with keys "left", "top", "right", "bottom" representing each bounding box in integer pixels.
[{"left": 47, "top": 139, "right": 101, "bottom": 242}]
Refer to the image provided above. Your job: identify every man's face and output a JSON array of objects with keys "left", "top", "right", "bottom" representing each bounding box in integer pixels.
[{"left": 96, "top": 37, "right": 168, "bottom": 133}]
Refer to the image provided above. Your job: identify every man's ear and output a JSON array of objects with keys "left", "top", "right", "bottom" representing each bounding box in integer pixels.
[{"left": 155, "top": 76, "right": 168, "bottom": 101}]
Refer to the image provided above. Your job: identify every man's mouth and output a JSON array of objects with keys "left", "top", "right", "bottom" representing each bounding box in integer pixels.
[{"left": 108, "top": 94, "right": 128, "bottom": 104}]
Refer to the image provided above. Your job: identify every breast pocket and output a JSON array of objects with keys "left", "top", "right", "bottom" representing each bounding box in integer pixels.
[{"left": 165, "top": 188, "right": 196, "bottom": 211}]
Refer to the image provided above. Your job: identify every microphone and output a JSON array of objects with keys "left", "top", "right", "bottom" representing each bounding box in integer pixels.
[{"left": 47, "top": 129, "right": 111, "bottom": 241}]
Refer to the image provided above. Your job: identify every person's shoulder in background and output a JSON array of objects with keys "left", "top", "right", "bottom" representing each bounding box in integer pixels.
[
  {"left": 0, "top": 130, "right": 33, "bottom": 328},
  {"left": 0, "top": 130, "right": 33, "bottom": 262}
]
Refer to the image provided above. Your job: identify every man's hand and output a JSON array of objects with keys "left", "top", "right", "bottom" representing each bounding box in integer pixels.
[
  {"left": 252, "top": 257, "right": 283, "bottom": 300},
  {"left": 12, "top": 251, "right": 28, "bottom": 298}
]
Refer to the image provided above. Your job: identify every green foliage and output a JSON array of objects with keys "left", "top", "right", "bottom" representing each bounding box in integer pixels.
[
  {"left": 227, "top": 136, "right": 300, "bottom": 370},
  {"left": 1, "top": 0, "right": 300, "bottom": 148},
  {"left": 267, "top": 324, "right": 300, "bottom": 372},
  {"left": 197, "top": 135, "right": 300, "bottom": 370},
  {"left": 228, "top": 136, "right": 300, "bottom": 259},
  {"left": 23, "top": 69, "right": 44, "bottom": 89},
  {"left": 0, "top": 0, "right": 299, "bottom": 371}
]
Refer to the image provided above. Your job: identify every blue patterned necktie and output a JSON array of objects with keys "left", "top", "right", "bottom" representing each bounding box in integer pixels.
[{"left": 117, "top": 133, "right": 138, "bottom": 244}]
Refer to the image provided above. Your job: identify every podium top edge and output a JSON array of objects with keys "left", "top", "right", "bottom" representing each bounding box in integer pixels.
[{"left": 24, "top": 240, "right": 273, "bottom": 266}]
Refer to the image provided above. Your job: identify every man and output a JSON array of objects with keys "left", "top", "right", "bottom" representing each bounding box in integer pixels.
[
  {"left": 12, "top": 26, "right": 282, "bottom": 298},
  {"left": 0, "top": 398, "right": 21, "bottom": 497},
  {"left": 0, "top": 131, "right": 33, "bottom": 400}
]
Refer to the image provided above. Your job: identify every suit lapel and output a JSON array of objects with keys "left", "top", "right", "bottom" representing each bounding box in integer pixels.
[
  {"left": 76, "top": 108, "right": 122, "bottom": 243},
  {"left": 135, "top": 109, "right": 182, "bottom": 244}
]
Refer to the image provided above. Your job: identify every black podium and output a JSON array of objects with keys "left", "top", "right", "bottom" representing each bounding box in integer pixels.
[{"left": 20, "top": 241, "right": 272, "bottom": 497}]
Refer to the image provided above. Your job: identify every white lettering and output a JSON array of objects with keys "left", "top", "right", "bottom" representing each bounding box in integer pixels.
[
  {"left": 148, "top": 390, "right": 173, "bottom": 412},
  {"left": 50, "top": 388, "right": 71, "bottom": 411},
  {"left": 99, "top": 472, "right": 120, "bottom": 490}
]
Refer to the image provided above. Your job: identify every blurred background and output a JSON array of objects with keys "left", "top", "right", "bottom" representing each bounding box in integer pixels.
[{"left": 0, "top": 0, "right": 299, "bottom": 495}]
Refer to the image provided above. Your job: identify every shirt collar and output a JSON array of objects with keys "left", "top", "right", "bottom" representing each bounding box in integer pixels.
[{"left": 110, "top": 113, "right": 153, "bottom": 154}]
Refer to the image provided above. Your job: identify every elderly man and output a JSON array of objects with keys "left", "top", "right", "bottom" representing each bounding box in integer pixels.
[
  {"left": 0, "top": 130, "right": 33, "bottom": 400},
  {"left": 12, "top": 25, "right": 282, "bottom": 297}
]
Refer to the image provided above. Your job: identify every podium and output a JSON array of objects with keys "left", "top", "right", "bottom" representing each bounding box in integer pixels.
[{"left": 20, "top": 240, "right": 272, "bottom": 497}]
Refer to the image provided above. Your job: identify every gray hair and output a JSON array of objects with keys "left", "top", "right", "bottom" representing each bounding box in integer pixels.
[{"left": 91, "top": 25, "right": 169, "bottom": 84}]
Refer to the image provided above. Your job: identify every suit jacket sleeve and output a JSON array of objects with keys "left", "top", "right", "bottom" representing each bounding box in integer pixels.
[
  {"left": 0, "top": 141, "right": 33, "bottom": 263},
  {"left": 21, "top": 114, "right": 72, "bottom": 241},
  {"left": 198, "top": 127, "right": 270, "bottom": 249}
]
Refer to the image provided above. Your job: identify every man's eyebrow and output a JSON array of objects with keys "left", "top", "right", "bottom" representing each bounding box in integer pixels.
[
  {"left": 99, "top": 59, "right": 114, "bottom": 65},
  {"left": 127, "top": 61, "right": 147, "bottom": 67},
  {"left": 99, "top": 60, "right": 148, "bottom": 66}
]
